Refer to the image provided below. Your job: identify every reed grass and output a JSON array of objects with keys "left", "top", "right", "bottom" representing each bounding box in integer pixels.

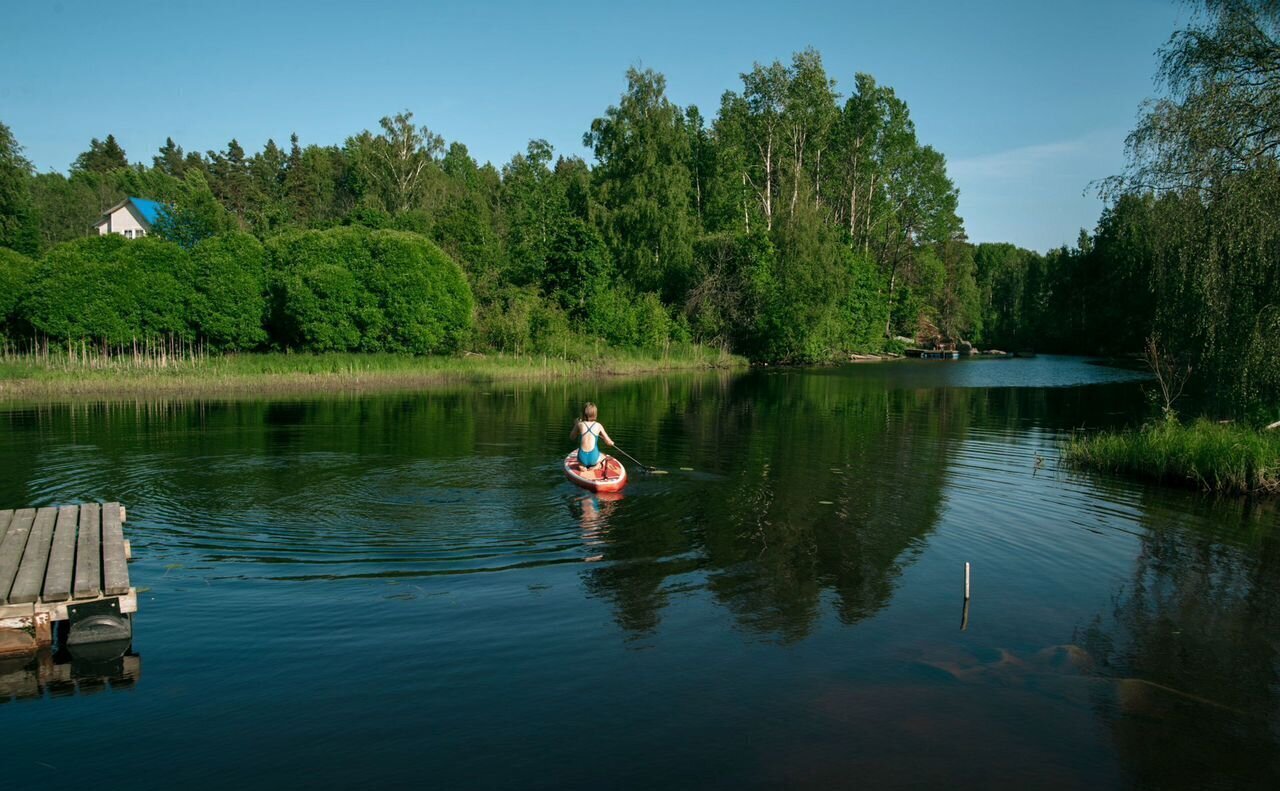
[
  {"left": 0, "top": 341, "right": 745, "bottom": 400},
  {"left": 1063, "top": 418, "right": 1280, "bottom": 495}
]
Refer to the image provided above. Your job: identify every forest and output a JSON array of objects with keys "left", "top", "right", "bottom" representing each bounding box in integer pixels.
[
  {"left": 0, "top": 50, "right": 975, "bottom": 364},
  {"left": 2, "top": 0, "right": 1279, "bottom": 419}
]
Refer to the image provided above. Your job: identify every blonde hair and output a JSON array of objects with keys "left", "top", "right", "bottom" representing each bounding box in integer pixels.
[{"left": 582, "top": 402, "right": 598, "bottom": 420}]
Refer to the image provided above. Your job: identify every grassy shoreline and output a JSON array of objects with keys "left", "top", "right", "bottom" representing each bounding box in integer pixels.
[
  {"left": 1063, "top": 419, "right": 1280, "bottom": 496},
  {"left": 0, "top": 346, "right": 746, "bottom": 400}
]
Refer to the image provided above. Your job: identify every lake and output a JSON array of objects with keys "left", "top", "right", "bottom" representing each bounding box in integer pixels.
[{"left": 2, "top": 356, "right": 1277, "bottom": 789}]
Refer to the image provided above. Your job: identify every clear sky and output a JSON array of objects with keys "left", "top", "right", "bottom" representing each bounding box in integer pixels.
[{"left": 1, "top": 0, "right": 1187, "bottom": 251}]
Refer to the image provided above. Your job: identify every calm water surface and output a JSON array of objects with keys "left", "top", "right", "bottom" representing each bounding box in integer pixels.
[{"left": 2, "top": 356, "right": 1277, "bottom": 789}]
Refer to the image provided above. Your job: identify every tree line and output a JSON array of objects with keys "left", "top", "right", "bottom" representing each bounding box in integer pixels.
[
  {"left": 0, "top": 49, "right": 980, "bottom": 361},
  {"left": 965, "top": 0, "right": 1280, "bottom": 421},
  {"left": 3, "top": 7, "right": 1278, "bottom": 421}
]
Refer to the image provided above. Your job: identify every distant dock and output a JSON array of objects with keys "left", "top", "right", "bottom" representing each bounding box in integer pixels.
[
  {"left": 0, "top": 503, "right": 138, "bottom": 658},
  {"left": 904, "top": 349, "right": 961, "bottom": 360}
]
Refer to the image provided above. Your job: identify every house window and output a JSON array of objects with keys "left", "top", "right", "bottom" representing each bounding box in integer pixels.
[
  {"left": 136, "top": 229, "right": 145, "bottom": 237},
  {"left": 124, "top": 229, "right": 133, "bottom": 239}
]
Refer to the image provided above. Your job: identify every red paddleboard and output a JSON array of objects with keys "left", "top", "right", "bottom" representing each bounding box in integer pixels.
[{"left": 564, "top": 452, "right": 628, "bottom": 492}]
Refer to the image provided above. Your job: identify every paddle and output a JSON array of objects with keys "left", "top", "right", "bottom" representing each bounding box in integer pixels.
[{"left": 611, "top": 444, "right": 668, "bottom": 475}]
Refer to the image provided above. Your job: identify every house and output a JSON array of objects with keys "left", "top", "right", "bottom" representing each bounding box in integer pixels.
[{"left": 95, "top": 197, "right": 168, "bottom": 238}]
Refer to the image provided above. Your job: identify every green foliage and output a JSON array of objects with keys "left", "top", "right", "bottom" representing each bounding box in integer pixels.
[
  {"left": 71, "top": 134, "right": 128, "bottom": 174},
  {"left": 3, "top": 49, "right": 983, "bottom": 365},
  {"left": 1064, "top": 419, "right": 1280, "bottom": 495},
  {"left": 956, "top": 3, "right": 1280, "bottom": 417},
  {"left": 0, "top": 247, "right": 35, "bottom": 342},
  {"left": 346, "top": 112, "right": 444, "bottom": 214},
  {"left": 544, "top": 215, "right": 611, "bottom": 311},
  {"left": 474, "top": 288, "right": 575, "bottom": 356},
  {"left": 687, "top": 231, "right": 772, "bottom": 349},
  {"left": 366, "top": 229, "right": 474, "bottom": 353},
  {"left": 839, "top": 251, "right": 889, "bottom": 351},
  {"left": 189, "top": 232, "right": 269, "bottom": 350},
  {"left": 586, "top": 68, "right": 696, "bottom": 301},
  {"left": 267, "top": 226, "right": 473, "bottom": 354},
  {"left": 0, "top": 121, "right": 39, "bottom": 256},
  {"left": 22, "top": 235, "right": 194, "bottom": 344},
  {"left": 150, "top": 171, "right": 237, "bottom": 249},
  {"left": 586, "top": 287, "right": 675, "bottom": 351},
  {"left": 974, "top": 242, "right": 1039, "bottom": 348}
]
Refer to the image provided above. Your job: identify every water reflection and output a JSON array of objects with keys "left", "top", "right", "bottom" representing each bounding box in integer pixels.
[
  {"left": 5, "top": 358, "right": 1277, "bottom": 788},
  {"left": 0, "top": 647, "right": 141, "bottom": 703},
  {"left": 575, "top": 492, "right": 621, "bottom": 563},
  {"left": 1078, "top": 493, "right": 1280, "bottom": 787}
]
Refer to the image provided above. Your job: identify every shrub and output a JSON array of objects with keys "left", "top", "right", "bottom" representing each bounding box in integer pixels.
[
  {"left": 366, "top": 230, "right": 473, "bottom": 353},
  {"left": 474, "top": 288, "right": 574, "bottom": 356},
  {"left": 189, "top": 232, "right": 269, "bottom": 351},
  {"left": 22, "top": 235, "right": 194, "bottom": 344},
  {"left": 0, "top": 247, "right": 35, "bottom": 343},
  {"left": 267, "top": 227, "right": 473, "bottom": 354},
  {"left": 587, "top": 286, "right": 674, "bottom": 350}
]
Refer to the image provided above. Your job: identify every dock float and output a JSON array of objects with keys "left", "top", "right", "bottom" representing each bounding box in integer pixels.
[{"left": 0, "top": 502, "right": 137, "bottom": 658}]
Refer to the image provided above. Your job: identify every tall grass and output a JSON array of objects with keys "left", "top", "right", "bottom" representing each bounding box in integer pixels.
[
  {"left": 1063, "top": 418, "right": 1280, "bottom": 495},
  {"left": 0, "top": 342, "right": 745, "bottom": 399}
]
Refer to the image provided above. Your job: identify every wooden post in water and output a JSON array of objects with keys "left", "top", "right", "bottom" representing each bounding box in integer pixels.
[
  {"left": 960, "top": 562, "right": 971, "bottom": 631},
  {"left": 964, "top": 562, "right": 971, "bottom": 600}
]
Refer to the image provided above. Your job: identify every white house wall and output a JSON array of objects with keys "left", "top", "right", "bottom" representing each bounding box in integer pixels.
[{"left": 97, "top": 204, "right": 150, "bottom": 236}]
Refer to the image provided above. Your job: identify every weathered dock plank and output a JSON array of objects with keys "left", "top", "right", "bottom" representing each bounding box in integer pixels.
[
  {"left": 73, "top": 503, "right": 101, "bottom": 599},
  {"left": 101, "top": 501, "right": 129, "bottom": 596},
  {"left": 9, "top": 507, "right": 58, "bottom": 604},
  {"left": 42, "top": 505, "right": 79, "bottom": 603},
  {"left": 0, "top": 508, "right": 37, "bottom": 604}
]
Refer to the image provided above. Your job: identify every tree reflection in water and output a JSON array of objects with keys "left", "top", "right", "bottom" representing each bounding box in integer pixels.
[
  {"left": 580, "top": 370, "right": 962, "bottom": 642},
  {"left": 1079, "top": 494, "right": 1280, "bottom": 787}
]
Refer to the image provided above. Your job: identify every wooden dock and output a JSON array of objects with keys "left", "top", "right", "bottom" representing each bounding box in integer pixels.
[
  {"left": 0, "top": 503, "right": 137, "bottom": 658},
  {"left": 905, "top": 348, "right": 961, "bottom": 360}
]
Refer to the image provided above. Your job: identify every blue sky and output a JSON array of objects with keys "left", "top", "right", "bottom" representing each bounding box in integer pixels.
[{"left": 1, "top": 0, "right": 1186, "bottom": 251}]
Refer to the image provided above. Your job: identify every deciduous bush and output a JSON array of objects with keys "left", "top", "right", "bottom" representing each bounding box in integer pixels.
[
  {"left": 587, "top": 286, "right": 674, "bottom": 350},
  {"left": 474, "top": 288, "right": 575, "bottom": 356},
  {"left": 0, "top": 247, "right": 35, "bottom": 343},
  {"left": 267, "top": 227, "right": 473, "bottom": 354},
  {"left": 189, "top": 232, "right": 269, "bottom": 351},
  {"left": 21, "top": 235, "right": 194, "bottom": 344}
]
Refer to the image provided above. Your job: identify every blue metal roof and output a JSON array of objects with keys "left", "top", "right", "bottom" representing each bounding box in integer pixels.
[{"left": 129, "top": 197, "right": 168, "bottom": 226}]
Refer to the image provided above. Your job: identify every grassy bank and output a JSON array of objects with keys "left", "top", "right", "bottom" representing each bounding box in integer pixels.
[
  {"left": 0, "top": 344, "right": 745, "bottom": 400},
  {"left": 1063, "top": 419, "right": 1280, "bottom": 495}
]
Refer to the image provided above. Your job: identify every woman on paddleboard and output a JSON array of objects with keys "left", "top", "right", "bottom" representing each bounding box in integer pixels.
[{"left": 570, "top": 402, "right": 614, "bottom": 469}]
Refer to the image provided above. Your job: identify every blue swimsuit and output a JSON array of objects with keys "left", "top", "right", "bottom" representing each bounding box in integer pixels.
[{"left": 578, "top": 421, "right": 602, "bottom": 467}]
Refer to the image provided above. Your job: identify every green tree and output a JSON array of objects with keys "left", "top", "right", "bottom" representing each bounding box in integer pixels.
[
  {"left": 347, "top": 111, "right": 445, "bottom": 214},
  {"left": 284, "top": 136, "right": 354, "bottom": 228},
  {"left": 153, "top": 137, "right": 188, "bottom": 178},
  {"left": 501, "top": 139, "right": 562, "bottom": 285},
  {"left": 150, "top": 171, "right": 237, "bottom": 249},
  {"left": 586, "top": 68, "right": 696, "bottom": 301},
  {"left": 0, "top": 247, "right": 35, "bottom": 342},
  {"left": 22, "top": 235, "right": 194, "bottom": 344},
  {"left": 267, "top": 226, "right": 472, "bottom": 354},
  {"left": 1097, "top": 0, "right": 1280, "bottom": 416},
  {"left": 189, "top": 232, "right": 269, "bottom": 350},
  {"left": 0, "top": 121, "right": 39, "bottom": 255},
  {"left": 71, "top": 134, "right": 128, "bottom": 174},
  {"left": 29, "top": 171, "right": 100, "bottom": 250},
  {"left": 206, "top": 139, "right": 254, "bottom": 227}
]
